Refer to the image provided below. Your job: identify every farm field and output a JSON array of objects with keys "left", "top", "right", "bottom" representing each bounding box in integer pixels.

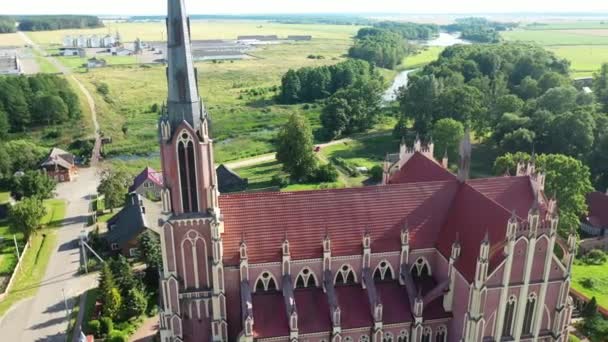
[
  {"left": 78, "top": 37, "right": 365, "bottom": 162},
  {"left": 0, "top": 33, "right": 25, "bottom": 47},
  {"left": 26, "top": 21, "right": 362, "bottom": 46},
  {"left": 571, "top": 262, "right": 608, "bottom": 309},
  {"left": 502, "top": 24, "right": 608, "bottom": 77}
]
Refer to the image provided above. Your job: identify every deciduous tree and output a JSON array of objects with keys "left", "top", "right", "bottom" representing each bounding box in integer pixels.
[
  {"left": 97, "top": 169, "right": 131, "bottom": 212},
  {"left": 8, "top": 197, "right": 47, "bottom": 240},
  {"left": 431, "top": 118, "right": 464, "bottom": 161},
  {"left": 275, "top": 114, "right": 317, "bottom": 181}
]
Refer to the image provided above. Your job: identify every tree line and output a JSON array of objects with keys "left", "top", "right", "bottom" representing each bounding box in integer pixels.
[
  {"left": 0, "top": 17, "right": 16, "bottom": 33},
  {"left": 15, "top": 15, "right": 103, "bottom": 31},
  {"left": 371, "top": 21, "right": 440, "bottom": 40},
  {"left": 0, "top": 74, "right": 82, "bottom": 137},
  {"left": 443, "top": 17, "right": 518, "bottom": 43},
  {"left": 279, "top": 59, "right": 383, "bottom": 104},
  {"left": 349, "top": 28, "right": 408, "bottom": 69}
]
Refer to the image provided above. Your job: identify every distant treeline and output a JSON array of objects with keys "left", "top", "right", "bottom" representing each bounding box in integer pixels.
[
  {"left": 0, "top": 17, "right": 17, "bottom": 33},
  {"left": 371, "top": 21, "right": 440, "bottom": 40},
  {"left": 0, "top": 15, "right": 103, "bottom": 32},
  {"left": 0, "top": 74, "right": 81, "bottom": 137},
  {"left": 132, "top": 14, "right": 372, "bottom": 25},
  {"left": 279, "top": 59, "right": 382, "bottom": 104},
  {"left": 443, "top": 17, "right": 518, "bottom": 43}
]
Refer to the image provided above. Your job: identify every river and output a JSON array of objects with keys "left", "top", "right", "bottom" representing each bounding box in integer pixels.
[{"left": 382, "top": 32, "right": 470, "bottom": 102}]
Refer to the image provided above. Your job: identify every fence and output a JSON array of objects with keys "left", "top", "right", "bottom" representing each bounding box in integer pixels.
[
  {"left": 0, "top": 241, "right": 30, "bottom": 301},
  {"left": 570, "top": 288, "right": 608, "bottom": 319}
]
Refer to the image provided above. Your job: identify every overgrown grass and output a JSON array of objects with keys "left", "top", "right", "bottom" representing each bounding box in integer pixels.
[
  {"left": 502, "top": 29, "right": 608, "bottom": 46},
  {"left": 0, "top": 199, "right": 66, "bottom": 317},
  {"left": 76, "top": 39, "right": 353, "bottom": 161},
  {"left": 234, "top": 161, "right": 284, "bottom": 191},
  {"left": 548, "top": 45, "right": 608, "bottom": 77},
  {"left": 33, "top": 51, "right": 59, "bottom": 74},
  {"left": 572, "top": 261, "right": 608, "bottom": 309},
  {"left": 401, "top": 46, "right": 443, "bottom": 70},
  {"left": 320, "top": 133, "right": 398, "bottom": 170}
]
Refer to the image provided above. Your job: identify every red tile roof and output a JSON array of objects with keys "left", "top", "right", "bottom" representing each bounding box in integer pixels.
[
  {"left": 586, "top": 192, "right": 608, "bottom": 228},
  {"left": 436, "top": 183, "right": 512, "bottom": 282},
  {"left": 376, "top": 282, "right": 412, "bottom": 324},
  {"left": 252, "top": 293, "right": 289, "bottom": 338},
  {"left": 469, "top": 176, "right": 536, "bottom": 219},
  {"left": 294, "top": 288, "right": 332, "bottom": 334},
  {"left": 335, "top": 286, "right": 373, "bottom": 329},
  {"left": 220, "top": 181, "right": 459, "bottom": 265},
  {"left": 389, "top": 152, "right": 456, "bottom": 184},
  {"left": 129, "top": 166, "right": 164, "bottom": 192}
]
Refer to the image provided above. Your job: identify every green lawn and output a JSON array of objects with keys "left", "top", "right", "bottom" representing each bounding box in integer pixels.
[
  {"left": 320, "top": 133, "right": 398, "bottom": 170},
  {"left": 572, "top": 262, "right": 608, "bottom": 310},
  {"left": 33, "top": 51, "right": 60, "bottom": 74},
  {"left": 0, "top": 199, "right": 66, "bottom": 317},
  {"left": 0, "top": 192, "right": 9, "bottom": 204},
  {"left": 548, "top": 45, "right": 608, "bottom": 78},
  {"left": 56, "top": 55, "right": 139, "bottom": 71},
  {"left": 234, "top": 160, "right": 284, "bottom": 191}
]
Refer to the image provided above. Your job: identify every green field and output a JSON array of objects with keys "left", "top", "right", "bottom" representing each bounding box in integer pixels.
[
  {"left": 26, "top": 21, "right": 361, "bottom": 46},
  {"left": 401, "top": 46, "right": 443, "bottom": 70},
  {"left": 501, "top": 25, "right": 608, "bottom": 77},
  {"left": 572, "top": 262, "right": 608, "bottom": 309},
  {"left": 78, "top": 37, "right": 360, "bottom": 162}
]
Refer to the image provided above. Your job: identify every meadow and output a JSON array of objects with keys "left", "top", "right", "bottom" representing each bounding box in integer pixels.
[
  {"left": 26, "top": 21, "right": 362, "bottom": 46},
  {"left": 0, "top": 33, "right": 25, "bottom": 47},
  {"left": 78, "top": 36, "right": 366, "bottom": 162}
]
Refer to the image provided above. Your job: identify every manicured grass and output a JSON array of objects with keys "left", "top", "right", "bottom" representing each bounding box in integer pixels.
[
  {"left": 401, "top": 46, "right": 443, "bottom": 70},
  {"left": 0, "top": 199, "right": 66, "bottom": 317},
  {"left": 548, "top": 45, "right": 608, "bottom": 77},
  {"left": 26, "top": 21, "right": 361, "bottom": 46},
  {"left": 571, "top": 262, "right": 608, "bottom": 310},
  {"left": 0, "top": 33, "right": 25, "bottom": 47},
  {"left": 76, "top": 38, "right": 352, "bottom": 161}
]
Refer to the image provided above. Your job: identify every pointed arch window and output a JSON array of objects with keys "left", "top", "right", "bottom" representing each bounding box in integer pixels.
[
  {"left": 502, "top": 295, "right": 517, "bottom": 337},
  {"left": 435, "top": 326, "right": 447, "bottom": 342},
  {"left": 359, "top": 336, "right": 370, "bottom": 342},
  {"left": 383, "top": 332, "right": 394, "bottom": 342},
  {"left": 344, "top": 338, "right": 354, "bottom": 342},
  {"left": 421, "top": 327, "right": 432, "bottom": 342},
  {"left": 254, "top": 271, "right": 278, "bottom": 292},
  {"left": 177, "top": 131, "right": 198, "bottom": 213},
  {"left": 411, "top": 257, "right": 431, "bottom": 283},
  {"left": 295, "top": 268, "right": 317, "bottom": 289},
  {"left": 397, "top": 330, "right": 408, "bottom": 342},
  {"left": 522, "top": 293, "right": 537, "bottom": 335},
  {"left": 374, "top": 260, "right": 394, "bottom": 282},
  {"left": 335, "top": 264, "right": 357, "bottom": 286}
]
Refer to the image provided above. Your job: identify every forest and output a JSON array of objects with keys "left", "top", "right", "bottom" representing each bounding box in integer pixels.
[
  {"left": 443, "top": 17, "right": 518, "bottom": 43},
  {"left": 0, "top": 74, "right": 82, "bottom": 136},
  {"left": 279, "top": 59, "right": 383, "bottom": 104},
  {"left": 0, "top": 17, "right": 16, "bottom": 33},
  {"left": 15, "top": 15, "right": 103, "bottom": 31},
  {"left": 396, "top": 42, "right": 608, "bottom": 198}
]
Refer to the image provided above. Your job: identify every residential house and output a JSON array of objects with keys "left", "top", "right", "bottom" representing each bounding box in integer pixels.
[
  {"left": 40, "top": 147, "right": 78, "bottom": 182},
  {"left": 129, "top": 167, "right": 164, "bottom": 200}
]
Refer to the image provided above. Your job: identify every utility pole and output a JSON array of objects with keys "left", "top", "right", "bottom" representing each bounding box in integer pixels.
[{"left": 80, "top": 231, "right": 88, "bottom": 274}]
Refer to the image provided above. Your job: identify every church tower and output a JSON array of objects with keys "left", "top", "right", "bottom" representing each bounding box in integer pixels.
[{"left": 158, "top": 0, "right": 227, "bottom": 341}]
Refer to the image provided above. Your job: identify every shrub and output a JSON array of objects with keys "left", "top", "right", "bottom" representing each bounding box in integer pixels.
[
  {"left": 107, "top": 330, "right": 128, "bottom": 342},
  {"left": 123, "top": 287, "right": 147, "bottom": 319},
  {"left": 87, "top": 319, "right": 101, "bottom": 337},
  {"left": 100, "top": 316, "right": 114, "bottom": 337},
  {"left": 581, "top": 278, "right": 595, "bottom": 289},
  {"left": 583, "top": 249, "right": 607, "bottom": 265},
  {"left": 370, "top": 165, "right": 384, "bottom": 182},
  {"left": 312, "top": 164, "right": 339, "bottom": 182},
  {"left": 96, "top": 82, "right": 110, "bottom": 96},
  {"left": 271, "top": 174, "right": 289, "bottom": 188}
]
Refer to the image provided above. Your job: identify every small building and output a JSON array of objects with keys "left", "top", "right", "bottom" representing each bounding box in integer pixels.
[
  {"left": 63, "top": 35, "right": 74, "bottom": 47},
  {"left": 216, "top": 164, "right": 248, "bottom": 193},
  {"left": 287, "top": 35, "right": 312, "bottom": 41},
  {"left": 105, "top": 193, "right": 165, "bottom": 257},
  {"left": 76, "top": 35, "right": 88, "bottom": 48},
  {"left": 110, "top": 47, "right": 133, "bottom": 56},
  {"left": 87, "top": 57, "right": 107, "bottom": 68},
  {"left": 102, "top": 35, "right": 116, "bottom": 48},
  {"left": 0, "top": 55, "right": 21, "bottom": 75},
  {"left": 129, "top": 167, "right": 164, "bottom": 200},
  {"left": 582, "top": 190, "right": 608, "bottom": 237},
  {"left": 59, "top": 48, "right": 85, "bottom": 57},
  {"left": 89, "top": 35, "right": 101, "bottom": 48},
  {"left": 40, "top": 147, "right": 78, "bottom": 182}
]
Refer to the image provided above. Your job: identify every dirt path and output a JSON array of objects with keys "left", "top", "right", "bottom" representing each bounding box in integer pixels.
[
  {"left": 129, "top": 315, "right": 159, "bottom": 342},
  {"left": 17, "top": 31, "right": 101, "bottom": 166},
  {"left": 225, "top": 131, "right": 392, "bottom": 169}
]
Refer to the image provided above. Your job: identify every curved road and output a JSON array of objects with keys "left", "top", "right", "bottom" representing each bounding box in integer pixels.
[{"left": 0, "top": 32, "right": 101, "bottom": 342}]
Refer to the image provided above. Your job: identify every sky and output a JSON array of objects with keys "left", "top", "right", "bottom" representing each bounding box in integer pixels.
[{"left": 3, "top": 0, "right": 608, "bottom": 16}]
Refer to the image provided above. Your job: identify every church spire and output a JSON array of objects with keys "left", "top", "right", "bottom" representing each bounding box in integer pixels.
[{"left": 166, "top": 0, "right": 205, "bottom": 130}]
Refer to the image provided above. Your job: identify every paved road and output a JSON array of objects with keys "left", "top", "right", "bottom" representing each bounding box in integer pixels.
[
  {"left": 224, "top": 132, "right": 392, "bottom": 169},
  {"left": 0, "top": 168, "right": 99, "bottom": 341},
  {"left": 18, "top": 31, "right": 102, "bottom": 166}
]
